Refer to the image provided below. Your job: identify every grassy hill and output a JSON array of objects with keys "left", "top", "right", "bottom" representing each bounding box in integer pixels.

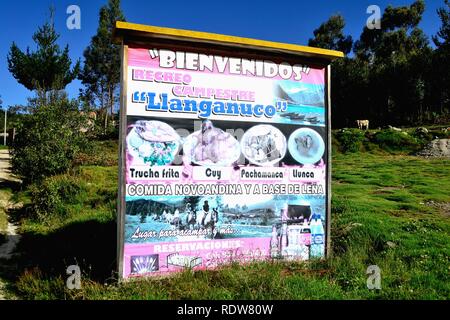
[{"left": 1, "top": 130, "right": 449, "bottom": 299}]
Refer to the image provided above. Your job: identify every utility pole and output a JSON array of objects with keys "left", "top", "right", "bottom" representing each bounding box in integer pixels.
[
  {"left": 0, "top": 95, "right": 5, "bottom": 146},
  {"left": 3, "top": 108, "right": 6, "bottom": 146}
]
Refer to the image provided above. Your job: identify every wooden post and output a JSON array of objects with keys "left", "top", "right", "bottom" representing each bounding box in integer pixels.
[
  {"left": 326, "top": 64, "right": 332, "bottom": 258},
  {"left": 3, "top": 108, "right": 6, "bottom": 146},
  {"left": 117, "top": 42, "right": 128, "bottom": 281}
]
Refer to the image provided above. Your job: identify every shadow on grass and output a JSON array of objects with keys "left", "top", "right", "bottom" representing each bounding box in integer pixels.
[
  {"left": 0, "top": 177, "right": 22, "bottom": 193},
  {"left": 6, "top": 202, "right": 33, "bottom": 224},
  {"left": 3, "top": 218, "right": 117, "bottom": 290}
]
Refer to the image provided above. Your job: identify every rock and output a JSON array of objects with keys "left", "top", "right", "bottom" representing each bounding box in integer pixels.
[
  {"left": 416, "top": 139, "right": 450, "bottom": 158},
  {"left": 343, "top": 222, "right": 363, "bottom": 233},
  {"left": 416, "top": 127, "right": 429, "bottom": 134},
  {"left": 388, "top": 125, "right": 402, "bottom": 132},
  {"left": 386, "top": 241, "right": 397, "bottom": 248}
]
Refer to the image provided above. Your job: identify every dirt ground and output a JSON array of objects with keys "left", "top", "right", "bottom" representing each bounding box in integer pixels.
[{"left": 0, "top": 149, "right": 21, "bottom": 300}]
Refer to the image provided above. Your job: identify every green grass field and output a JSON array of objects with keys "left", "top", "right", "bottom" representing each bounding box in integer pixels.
[
  {"left": 1, "top": 139, "right": 449, "bottom": 300},
  {"left": 0, "top": 190, "right": 8, "bottom": 244}
]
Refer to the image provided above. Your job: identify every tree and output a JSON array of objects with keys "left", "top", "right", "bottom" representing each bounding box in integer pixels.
[
  {"left": 11, "top": 91, "right": 88, "bottom": 185},
  {"left": 308, "top": 14, "right": 353, "bottom": 54},
  {"left": 7, "top": 11, "right": 80, "bottom": 93},
  {"left": 79, "top": 0, "right": 125, "bottom": 130},
  {"left": 433, "top": 0, "right": 450, "bottom": 48},
  {"left": 352, "top": 0, "right": 431, "bottom": 125},
  {"left": 430, "top": 0, "right": 450, "bottom": 116},
  {"left": 0, "top": 104, "right": 29, "bottom": 131},
  {"left": 308, "top": 1, "right": 441, "bottom": 127},
  {"left": 354, "top": 0, "right": 427, "bottom": 61},
  {"left": 308, "top": 15, "right": 357, "bottom": 127},
  {"left": 0, "top": 95, "right": 3, "bottom": 136}
]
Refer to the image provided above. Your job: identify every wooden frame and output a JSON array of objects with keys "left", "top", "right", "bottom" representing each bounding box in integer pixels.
[
  {"left": 114, "top": 22, "right": 342, "bottom": 280},
  {"left": 325, "top": 64, "right": 332, "bottom": 258},
  {"left": 117, "top": 42, "right": 128, "bottom": 280}
]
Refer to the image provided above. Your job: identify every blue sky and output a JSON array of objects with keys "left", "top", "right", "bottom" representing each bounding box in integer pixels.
[{"left": 0, "top": 0, "right": 445, "bottom": 108}]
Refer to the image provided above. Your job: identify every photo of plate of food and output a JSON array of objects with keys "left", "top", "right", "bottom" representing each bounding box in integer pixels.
[
  {"left": 241, "top": 125, "right": 287, "bottom": 166},
  {"left": 183, "top": 120, "right": 241, "bottom": 166},
  {"left": 127, "top": 120, "right": 181, "bottom": 166},
  {"left": 288, "top": 127, "right": 325, "bottom": 165}
]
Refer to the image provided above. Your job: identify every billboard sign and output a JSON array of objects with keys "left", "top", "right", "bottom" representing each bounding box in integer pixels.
[{"left": 115, "top": 23, "right": 341, "bottom": 279}]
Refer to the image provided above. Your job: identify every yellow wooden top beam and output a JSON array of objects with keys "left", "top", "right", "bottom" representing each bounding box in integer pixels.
[{"left": 114, "top": 21, "right": 344, "bottom": 62}]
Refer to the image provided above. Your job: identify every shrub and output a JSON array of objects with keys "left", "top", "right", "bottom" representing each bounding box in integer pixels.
[
  {"left": 100, "top": 123, "right": 119, "bottom": 140},
  {"left": 428, "top": 129, "right": 450, "bottom": 140},
  {"left": 73, "top": 140, "right": 118, "bottom": 167},
  {"left": 373, "top": 129, "right": 420, "bottom": 152},
  {"left": 335, "top": 128, "right": 365, "bottom": 153},
  {"left": 410, "top": 128, "right": 433, "bottom": 145},
  {"left": 30, "top": 174, "right": 81, "bottom": 222},
  {"left": 16, "top": 268, "right": 67, "bottom": 300},
  {"left": 90, "top": 118, "right": 119, "bottom": 141},
  {"left": 11, "top": 93, "right": 88, "bottom": 185}
]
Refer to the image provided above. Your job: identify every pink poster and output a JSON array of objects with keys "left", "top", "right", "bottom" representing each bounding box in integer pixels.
[{"left": 119, "top": 45, "right": 328, "bottom": 279}]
